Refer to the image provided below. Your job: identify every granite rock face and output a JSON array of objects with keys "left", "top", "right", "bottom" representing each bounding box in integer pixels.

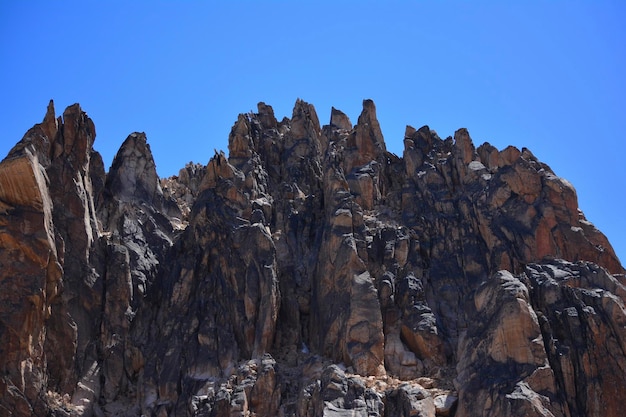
[{"left": 0, "top": 99, "right": 624, "bottom": 416}]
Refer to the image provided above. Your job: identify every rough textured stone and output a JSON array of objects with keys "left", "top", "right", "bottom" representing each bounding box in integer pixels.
[
  {"left": 161, "top": 161, "right": 205, "bottom": 222},
  {"left": 527, "top": 260, "right": 626, "bottom": 417},
  {"left": 433, "top": 394, "right": 457, "bottom": 416},
  {"left": 385, "top": 383, "right": 435, "bottom": 417},
  {"left": 455, "top": 271, "right": 566, "bottom": 417},
  {"left": 298, "top": 364, "right": 383, "bottom": 417},
  {"left": 0, "top": 99, "right": 624, "bottom": 417},
  {"left": 0, "top": 144, "right": 61, "bottom": 417}
]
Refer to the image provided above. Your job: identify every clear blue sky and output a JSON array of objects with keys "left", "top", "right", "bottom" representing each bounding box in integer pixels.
[{"left": 1, "top": 1, "right": 624, "bottom": 265}]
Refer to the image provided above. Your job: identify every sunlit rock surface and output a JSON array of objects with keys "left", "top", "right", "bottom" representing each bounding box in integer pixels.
[{"left": 0, "top": 100, "right": 623, "bottom": 416}]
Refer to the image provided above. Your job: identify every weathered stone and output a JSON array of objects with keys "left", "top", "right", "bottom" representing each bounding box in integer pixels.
[
  {"left": 330, "top": 107, "right": 352, "bottom": 131},
  {"left": 161, "top": 161, "right": 206, "bottom": 222},
  {"left": 1, "top": 99, "right": 624, "bottom": 417},
  {"left": 527, "top": 259, "right": 626, "bottom": 417},
  {"left": 433, "top": 393, "right": 457, "bottom": 416},
  {"left": 455, "top": 270, "right": 566, "bottom": 417},
  {"left": 0, "top": 101, "right": 105, "bottom": 414},
  {"left": 303, "top": 365, "right": 385, "bottom": 417},
  {"left": 344, "top": 99, "right": 387, "bottom": 174},
  {"left": 0, "top": 147, "right": 60, "bottom": 416},
  {"left": 385, "top": 383, "right": 435, "bottom": 417}
]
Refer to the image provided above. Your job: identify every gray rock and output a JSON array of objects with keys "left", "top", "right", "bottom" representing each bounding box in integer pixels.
[{"left": 433, "top": 394, "right": 457, "bottom": 416}]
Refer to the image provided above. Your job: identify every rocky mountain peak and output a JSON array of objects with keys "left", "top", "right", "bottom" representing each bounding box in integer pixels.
[
  {"left": 290, "top": 98, "right": 321, "bottom": 140},
  {"left": 0, "top": 100, "right": 624, "bottom": 417},
  {"left": 256, "top": 101, "right": 278, "bottom": 130},
  {"left": 340, "top": 99, "right": 387, "bottom": 172},
  {"left": 330, "top": 106, "right": 352, "bottom": 130},
  {"left": 41, "top": 99, "right": 58, "bottom": 144},
  {"left": 106, "top": 132, "right": 161, "bottom": 205}
]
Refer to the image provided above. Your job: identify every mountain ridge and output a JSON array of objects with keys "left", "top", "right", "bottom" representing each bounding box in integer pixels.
[{"left": 0, "top": 99, "right": 624, "bottom": 416}]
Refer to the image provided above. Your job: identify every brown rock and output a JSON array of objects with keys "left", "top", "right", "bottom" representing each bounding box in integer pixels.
[
  {"left": 527, "top": 259, "right": 626, "bottom": 417},
  {"left": 161, "top": 161, "right": 206, "bottom": 221},
  {"left": 0, "top": 147, "right": 61, "bottom": 416},
  {"left": 344, "top": 99, "right": 387, "bottom": 173},
  {"left": 385, "top": 383, "right": 436, "bottom": 417},
  {"left": 299, "top": 365, "right": 384, "bottom": 417},
  {"left": 330, "top": 106, "right": 352, "bottom": 131},
  {"left": 0, "top": 101, "right": 104, "bottom": 414},
  {"left": 455, "top": 270, "right": 567, "bottom": 417},
  {"left": 396, "top": 273, "right": 447, "bottom": 368},
  {"left": 1, "top": 99, "right": 624, "bottom": 417},
  {"left": 291, "top": 98, "right": 322, "bottom": 141},
  {"left": 257, "top": 101, "right": 278, "bottom": 130}
]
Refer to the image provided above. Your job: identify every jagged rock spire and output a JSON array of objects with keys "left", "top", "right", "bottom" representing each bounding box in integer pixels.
[
  {"left": 106, "top": 132, "right": 161, "bottom": 205},
  {"left": 0, "top": 99, "right": 624, "bottom": 417}
]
